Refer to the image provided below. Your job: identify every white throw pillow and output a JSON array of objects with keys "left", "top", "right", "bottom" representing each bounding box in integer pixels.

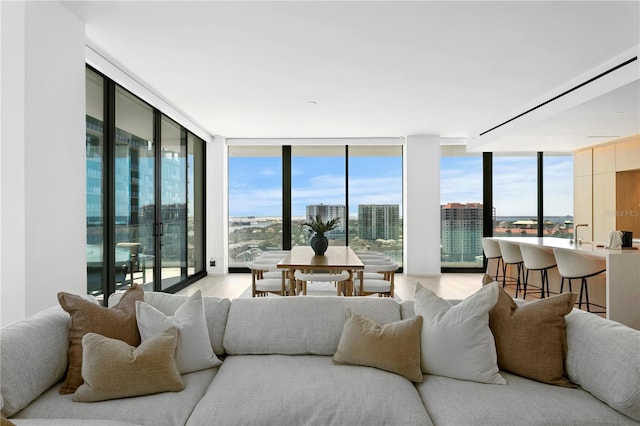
[
  {"left": 136, "top": 290, "right": 222, "bottom": 374},
  {"left": 414, "top": 282, "right": 506, "bottom": 385}
]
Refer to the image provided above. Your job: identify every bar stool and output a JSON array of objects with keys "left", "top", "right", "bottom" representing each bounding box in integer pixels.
[
  {"left": 553, "top": 248, "right": 606, "bottom": 313},
  {"left": 481, "top": 238, "right": 503, "bottom": 282},
  {"left": 498, "top": 240, "right": 526, "bottom": 298},
  {"left": 519, "top": 244, "right": 557, "bottom": 299}
]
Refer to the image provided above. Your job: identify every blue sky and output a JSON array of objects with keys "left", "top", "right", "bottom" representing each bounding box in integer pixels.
[
  {"left": 229, "top": 155, "right": 402, "bottom": 217},
  {"left": 229, "top": 153, "right": 573, "bottom": 218},
  {"left": 441, "top": 155, "right": 574, "bottom": 217}
]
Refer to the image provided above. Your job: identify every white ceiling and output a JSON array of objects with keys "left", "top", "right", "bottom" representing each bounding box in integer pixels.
[{"left": 62, "top": 1, "right": 640, "bottom": 152}]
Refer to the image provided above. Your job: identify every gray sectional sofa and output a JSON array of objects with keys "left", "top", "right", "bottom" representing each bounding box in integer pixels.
[{"left": 2, "top": 291, "right": 639, "bottom": 425}]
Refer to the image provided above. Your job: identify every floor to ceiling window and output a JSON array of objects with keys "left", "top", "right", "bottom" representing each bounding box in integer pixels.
[
  {"left": 492, "top": 154, "right": 538, "bottom": 237},
  {"left": 440, "top": 146, "right": 484, "bottom": 268},
  {"left": 291, "top": 146, "right": 347, "bottom": 248},
  {"left": 227, "top": 146, "right": 283, "bottom": 267},
  {"left": 227, "top": 143, "right": 404, "bottom": 269},
  {"left": 85, "top": 67, "right": 206, "bottom": 301},
  {"left": 440, "top": 150, "right": 574, "bottom": 271},
  {"left": 543, "top": 153, "right": 574, "bottom": 238},
  {"left": 348, "top": 145, "right": 403, "bottom": 263}
]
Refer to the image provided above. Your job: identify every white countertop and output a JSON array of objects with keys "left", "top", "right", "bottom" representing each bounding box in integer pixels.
[{"left": 489, "top": 237, "right": 640, "bottom": 258}]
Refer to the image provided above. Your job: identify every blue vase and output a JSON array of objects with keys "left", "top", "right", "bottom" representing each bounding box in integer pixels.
[{"left": 310, "top": 234, "right": 329, "bottom": 256}]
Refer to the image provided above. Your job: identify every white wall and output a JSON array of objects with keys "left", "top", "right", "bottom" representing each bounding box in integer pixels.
[
  {"left": 206, "top": 136, "right": 227, "bottom": 275},
  {"left": 1, "top": 1, "right": 86, "bottom": 326},
  {"left": 1, "top": 1, "right": 27, "bottom": 326},
  {"left": 404, "top": 135, "right": 441, "bottom": 275}
]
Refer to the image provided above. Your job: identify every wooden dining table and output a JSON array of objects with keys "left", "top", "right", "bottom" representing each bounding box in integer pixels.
[{"left": 277, "top": 246, "right": 364, "bottom": 296}]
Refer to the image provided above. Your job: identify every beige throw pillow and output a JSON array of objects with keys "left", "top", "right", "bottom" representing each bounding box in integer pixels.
[
  {"left": 489, "top": 287, "right": 577, "bottom": 387},
  {"left": 333, "top": 309, "right": 423, "bottom": 382},
  {"left": 74, "top": 328, "right": 184, "bottom": 402},
  {"left": 58, "top": 284, "right": 144, "bottom": 394},
  {"left": 1, "top": 415, "right": 16, "bottom": 426}
]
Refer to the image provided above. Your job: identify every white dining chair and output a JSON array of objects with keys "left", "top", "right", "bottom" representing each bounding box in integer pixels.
[
  {"left": 354, "top": 261, "right": 398, "bottom": 297},
  {"left": 249, "top": 261, "right": 287, "bottom": 297},
  {"left": 294, "top": 269, "right": 351, "bottom": 296}
]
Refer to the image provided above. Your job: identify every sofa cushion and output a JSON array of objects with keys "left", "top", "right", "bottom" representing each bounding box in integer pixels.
[
  {"left": 489, "top": 287, "right": 576, "bottom": 387},
  {"left": 136, "top": 291, "right": 222, "bottom": 374},
  {"left": 10, "top": 368, "right": 217, "bottom": 426},
  {"left": 414, "top": 282, "right": 505, "bottom": 384},
  {"left": 566, "top": 309, "right": 640, "bottom": 421},
  {"left": 187, "top": 355, "right": 433, "bottom": 426},
  {"left": 109, "top": 291, "right": 230, "bottom": 356},
  {"left": 416, "top": 371, "right": 637, "bottom": 426},
  {"left": 58, "top": 284, "right": 143, "bottom": 394},
  {"left": 0, "top": 305, "right": 70, "bottom": 417},
  {"left": 400, "top": 299, "right": 416, "bottom": 319},
  {"left": 333, "top": 309, "right": 423, "bottom": 382},
  {"left": 223, "top": 297, "right": 402, "bottom": 355},
  {"left": 73, "top": 328, "right": 184, "bottom": 402}
]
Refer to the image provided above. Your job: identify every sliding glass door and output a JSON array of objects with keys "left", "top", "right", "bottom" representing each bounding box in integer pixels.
[
  {"left": 160, "top": 116, "right": 187, "bottom": 290},
  {"left": 85, "top": 67, "right": 206, "bottom": 301},
  {"left": 188, "top": 133, "right": 205, "bottom": 275},
  {"left": 114, "top": 86, "right": 156, "bottom": 292},
  {"left": 86, "top": 69, "right": 105, "bottom": 298}
]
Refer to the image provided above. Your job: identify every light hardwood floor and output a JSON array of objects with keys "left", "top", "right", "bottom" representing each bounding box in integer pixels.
[
  {"left": 178, "top": 272, "right": 486, "bottom": 301},
  {"left": 177, "top": 271, "right": 603, "bottom": 317},
  {"left": 177, "top": 271, "right": 604, "bottom": 317}
]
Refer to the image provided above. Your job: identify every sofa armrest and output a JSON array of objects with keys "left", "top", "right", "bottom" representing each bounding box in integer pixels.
[
  {"left": 0, "top": 306, "right": 70, "bottom": 417},
  {"left": 566, "top": 309, "right": 640, "bottom": 421}
]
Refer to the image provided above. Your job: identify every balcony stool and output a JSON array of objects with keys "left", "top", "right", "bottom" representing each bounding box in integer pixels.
[
  {"left": 553, "top": 248, "right": 606, "bottom": 313},
  {"left": 520, "top": 244, "right": 557, "bottom": 299},
  {"left": 481, "top": 238, "right": 504, "bottom": 283},
  {"left": 498, "top": 240, "right": 526, "bottom": 298}
]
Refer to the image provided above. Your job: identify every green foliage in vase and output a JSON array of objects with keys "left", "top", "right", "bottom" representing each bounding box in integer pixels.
[{"left": 302, "top": 214, "right": 340, "bottom": 237}]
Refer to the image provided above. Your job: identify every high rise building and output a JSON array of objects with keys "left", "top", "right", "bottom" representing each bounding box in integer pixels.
[
  {"left": 440, "top": 203, "right": 483, "bottom": 263},
  {"left": 306, "top": 204, "right": 346, "bottom": 236},
  {"left": 358, "top": 204, "right": 400, "bottom": 240}
]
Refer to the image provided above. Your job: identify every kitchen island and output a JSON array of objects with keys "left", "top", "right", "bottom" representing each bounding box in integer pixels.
[{"left": 488, "top": 237, "right": 640, "bottom": 330}]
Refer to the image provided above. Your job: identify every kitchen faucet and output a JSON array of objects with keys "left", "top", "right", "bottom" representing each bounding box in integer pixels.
[{"left": 571, "top": 224, "right": 589, "bottom": 245}]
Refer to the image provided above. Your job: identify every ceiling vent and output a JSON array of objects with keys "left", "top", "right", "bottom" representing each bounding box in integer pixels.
[{"left": 479, "top": 56, "right": 638, "bottom": 137}]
